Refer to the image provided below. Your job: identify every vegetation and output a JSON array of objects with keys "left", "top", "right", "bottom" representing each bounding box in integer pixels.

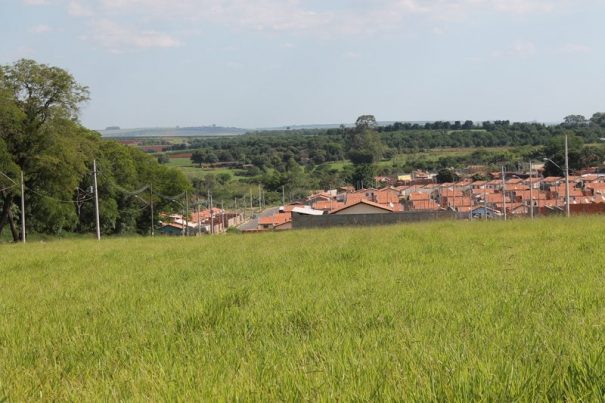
[
  {"left": 167, "top": 114, "right": 605, "bottom": 197},
  {"left": 1, "top": 216, "right": 604, "bottom": 400},
  {"left": 0, "top": 59, "right": 190, "bottom": 241}
]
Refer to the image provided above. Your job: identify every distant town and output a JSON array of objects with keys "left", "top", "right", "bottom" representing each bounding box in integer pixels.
[{"left": 159, "top": 166, "right": 605, "bottom": 235}]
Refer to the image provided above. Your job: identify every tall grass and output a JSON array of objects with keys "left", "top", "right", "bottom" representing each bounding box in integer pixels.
[{"left": 1, "top": 217, "right": 604, "bottom": 400}]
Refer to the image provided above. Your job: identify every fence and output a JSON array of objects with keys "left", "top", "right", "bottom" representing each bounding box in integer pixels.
[{"left": 292, "top": 210, "right": 457, "bottom": 229}]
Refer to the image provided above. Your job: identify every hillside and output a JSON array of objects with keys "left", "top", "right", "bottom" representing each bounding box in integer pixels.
[{"left": 1, "top": 217, "right": 604, "bottom": 400}]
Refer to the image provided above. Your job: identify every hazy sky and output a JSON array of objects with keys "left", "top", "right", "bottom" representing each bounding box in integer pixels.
[{"left": 1, "top": 0, "right": 603, "bottom": 129}]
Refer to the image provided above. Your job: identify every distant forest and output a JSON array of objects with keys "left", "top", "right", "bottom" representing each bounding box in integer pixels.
[{"left": 170, "top": 114, "right": 605, "bottom": 171}]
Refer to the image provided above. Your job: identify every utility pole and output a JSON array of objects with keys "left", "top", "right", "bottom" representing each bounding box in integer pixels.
[
  {"left": 282, "top": 185, "right": 285, "bottom": 206},
  {"left": 210, "top": 193, "right": 214, "bottom": 235},
  {"left": 20, "top": 170, "right": 25, "bottom": 243},
  {"left": 185, "top": 191, "right": 189, "bottom": 236},
  {"left": 565, "top": 134, "right": 571, "bottom": 218},
  {"left": 501, "top": 166, "right": 506, "bottom": 221},
  {"left": 150, "top": 183, "right": 154, "bottom": 237},
  {"left": 197, "top": 200, "right": 201, "bottom": 236},
  {"left": 93, "top": 159, "right": 101, "bottom": 241},
  {"left": 529, "top": 160, "right": 534, "bottom": 219}
]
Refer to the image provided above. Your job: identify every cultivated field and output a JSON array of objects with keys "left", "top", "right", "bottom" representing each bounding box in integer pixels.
[{"left": 1, "top": 217, "right": 604, "bottom": 400}]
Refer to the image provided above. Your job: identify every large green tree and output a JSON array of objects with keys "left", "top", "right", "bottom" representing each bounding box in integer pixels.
[
  {"left": 343, "top": 115, "right": 384, "bottom": 188},
  {"left": 0, "top": 59, "right": 93, "bottom": 240},
  {"left": 0, "top": 59, "right": 190, "bottom": 240}
]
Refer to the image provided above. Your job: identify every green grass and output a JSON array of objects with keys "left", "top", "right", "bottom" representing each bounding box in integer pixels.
[{"left": 1, "top": 217, "right": 605, "bottom": 400}]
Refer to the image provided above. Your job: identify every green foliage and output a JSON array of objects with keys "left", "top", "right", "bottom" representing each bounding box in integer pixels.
[
  {"left": 0, "top": 59, "right": 190, "bottom": 239},
  {"left": 348, "top": 163, "right": 376, "bottom": 190},
  {"left": 1, "top": 217, "right": 605, "bottom": 400},
  {"left": 542, "top": 134, "right": 585, "bottom": 177},
  {"left": 590, "top": 112, "right": 605, "bottom": 128},
  {"left": 436, "top": 168, "right": 460, "bottom": 183}
]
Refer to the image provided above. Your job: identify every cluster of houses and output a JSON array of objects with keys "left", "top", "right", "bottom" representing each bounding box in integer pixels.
[
  {"left": 251, "top": 171, "right": 605, "bottom": 231},
  {"left": 159, "top": 209, "right": 244, "bottom": 235}
]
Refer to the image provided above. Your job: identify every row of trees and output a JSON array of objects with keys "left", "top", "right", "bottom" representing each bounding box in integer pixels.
[
  {"left": 185, "top": 115, "right": 605, "bottom": 177},
  {"left": 0, "top": 59, "right": 189, "bottom": 241}
]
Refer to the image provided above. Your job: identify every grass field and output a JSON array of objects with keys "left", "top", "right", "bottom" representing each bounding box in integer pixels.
[{"left": 1, "top": 217, "right": 605, "bottom": 400}]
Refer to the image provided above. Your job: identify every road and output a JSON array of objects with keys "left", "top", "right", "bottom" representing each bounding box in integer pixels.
[{"left": 238, "top": 207, "right": 280, "bottom": 231}]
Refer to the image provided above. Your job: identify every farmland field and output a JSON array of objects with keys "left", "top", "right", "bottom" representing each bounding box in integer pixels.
[{"left": 1, "top": 217, "right": 605, "bottom": 400}]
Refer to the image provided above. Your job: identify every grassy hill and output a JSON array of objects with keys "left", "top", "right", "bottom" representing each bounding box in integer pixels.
[{"left": 1, "top": 217, "right": 604, "bottom": 400}]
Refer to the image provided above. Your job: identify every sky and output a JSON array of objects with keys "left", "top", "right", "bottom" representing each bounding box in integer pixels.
[{"left": 1, "top": 0, "right": 604, "bottom": 130}]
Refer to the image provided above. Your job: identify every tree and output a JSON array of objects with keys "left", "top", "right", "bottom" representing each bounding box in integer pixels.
[
  {"left": 157, "top": 153, "right": 170, "bottom": 164},
  {"left": 542, "top": 134, "right": 584, "bottom": 177},
  {"left": 348, "top": 164, "right": 376, "bottom": 190},
  {"left": 0, "top": 59, "right": 190, "bottom": 240},
  {"left": 0, "top": 59, "right": 92, "bottom": 240},
  {"left": 563, "top": 114, "right": 588, "bottom": 127},
  {"left": 590, "top": 112, "right": 605, "bottom": 128},
  {"left": 345, "top": 115, "right": 384, "bottom": 164},
  {"left": 191, "top": 150, "right": 205, "bottom": 167},
  {"left": 436, "top": 168, "right": 460, "bottom": 183},
  {"left": 355, "top": 115, "right": 377, "bottom": 131}
]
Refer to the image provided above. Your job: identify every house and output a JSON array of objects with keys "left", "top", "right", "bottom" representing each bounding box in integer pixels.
[
  {"left": 312, "top": 200, "right": 345, "bottom": 212},
  {"left": 159, "top": 223, "right": 187, "bottom": 236},
  {"left": 330, "top": 200, "right": 395, "bottom": 215},
  {"left": 258, "top": 212, "right": 292, "bottom": 230},
  {"left": 410, "top": 199, "right": 441, "bottom": 211},
  {"left": 470, "top": 206, "right": 503, "bottom": 219}
]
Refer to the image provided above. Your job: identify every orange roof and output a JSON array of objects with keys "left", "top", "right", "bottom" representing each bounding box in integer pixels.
[
  {"left": 345, "top": 192, "right": 368, "bottom": 204},
  {"left": 505, "top": 184, "right": 529, "bottom": 191},
  {"left": 258, "top": 212, "right": 292, "bottom": 226},
  {"left": 543, "top": 176, "right": 564, "bottom": 182},
  {"left": 312, "top": 200, "right": 345, "bottom": 211},
  {"left": 409, "top": 192, "right": 431, "bottom": 201},
  {"left": 484, "top": 193, "right": 511, "bottom": 203},
  {"left": 410, "top": 200, "right": 441, "bottom": 210},
  {"left": 375, "top": 190, "right": 400, "bottom": 204},
  {"left": 190, "top": 208, "right": 223, "bottom": 222},
  {"left": 441, "top": 189, "right": 464, "bottom": 197},
  {"left": 586, "top": 182, "right": 605, "bottom": 190},
  {"left": 472, "top": 188, "right": 496, "bottom": 195}
]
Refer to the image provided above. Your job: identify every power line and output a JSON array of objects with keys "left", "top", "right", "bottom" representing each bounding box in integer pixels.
[{"left": 0, "top": 171, "right": 17, "bottom": 185}]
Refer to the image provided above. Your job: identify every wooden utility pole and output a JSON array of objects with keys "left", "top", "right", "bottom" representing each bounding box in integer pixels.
[
  {"left": 501, "top": 166, "right": 506, "bottom": 221},
  {"left": 93, "top": 159, "right": 101, "bottom": 241},
  {"left": 529, "top": 160, "right": 534, "bottom": 219},
  {"left": 20, "top": 170, "right": 25, "bottom": 243},
  {"left": 150, "top": 183, "right": 154, "bottom": 236}
]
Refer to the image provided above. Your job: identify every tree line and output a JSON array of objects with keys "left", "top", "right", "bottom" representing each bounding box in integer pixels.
[{"left": 0, "top": 59, "right": 190, "bottom": 242}]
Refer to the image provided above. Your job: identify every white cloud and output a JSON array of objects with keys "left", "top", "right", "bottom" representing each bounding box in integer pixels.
[
  {"left": 344, "top": 51, "right": 362, "bottom": 59},
  {"left": 51, "top": 0, "right": 585, "bottom": 52},
  {"left": 68, "top": 1, "right": 94, "bottom": 16},
  {"left": 491, "top": 0, "right": 555, "bottom": 14},
  {"left": 23, "top": 0, "right": 50, "bottom": 5},
  {"left": 558, "top": 43, "right": 592, "bottom": 54},
  {"left": 30, "top": 24, "right": 53, "bottom": 33},
  {"left": 90, "top": 19, "right": 181, "bottom": 52},
  {"left": 492, "top": 40, "right": 536, "bottom": 58}
]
